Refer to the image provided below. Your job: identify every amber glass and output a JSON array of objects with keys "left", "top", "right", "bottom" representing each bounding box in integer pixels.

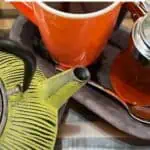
[{"left": 111, "top": 39, "right": 150, "bottom": 106}]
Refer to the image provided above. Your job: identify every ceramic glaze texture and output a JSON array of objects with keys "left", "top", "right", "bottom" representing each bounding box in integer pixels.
[{"left": 12, "top": 2, "right": 121, "bottom": 68}]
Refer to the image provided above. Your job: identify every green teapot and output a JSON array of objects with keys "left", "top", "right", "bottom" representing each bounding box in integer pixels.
[{"left": 0, "top": 40, "right": 90, "bottom": 150}]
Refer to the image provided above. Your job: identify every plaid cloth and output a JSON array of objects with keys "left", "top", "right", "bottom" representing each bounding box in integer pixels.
[
  {"left": 1, "top": 2, "right": 150, "bottom": 149},
  {"left": 55, "top": 101, "right": 150, "bottom": 149}
]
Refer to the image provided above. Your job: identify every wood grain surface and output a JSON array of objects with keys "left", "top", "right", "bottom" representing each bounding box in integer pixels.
[
  {"left": 0, "top": 1, "right": 133, "bottom": 32},
  {"left": 0, "top": 1, "right": 18, "bottom": 37}
]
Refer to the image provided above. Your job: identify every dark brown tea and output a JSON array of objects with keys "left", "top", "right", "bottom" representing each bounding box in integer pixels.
[{"left": 44, "top": 2, "right": 113, "bottom": 14}]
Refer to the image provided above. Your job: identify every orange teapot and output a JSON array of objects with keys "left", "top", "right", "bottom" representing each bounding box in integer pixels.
[{"left": 12, "top": 2, "right": 121, "bottom": 69}]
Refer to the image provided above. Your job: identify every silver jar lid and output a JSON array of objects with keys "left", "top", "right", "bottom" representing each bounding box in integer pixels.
[
  {"left": 140, "top": 1, "right": 150, "bottom": 13},
  {"left": 132, "top": 13, "right": 150, "bottom": 60},
  {"left": 141, "top": 13, "right": 150, "bottom": 48}
]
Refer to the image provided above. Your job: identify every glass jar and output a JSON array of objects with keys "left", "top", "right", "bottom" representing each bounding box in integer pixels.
[{"left": 111, "top": 13, "right": 150, "bottom": 106}]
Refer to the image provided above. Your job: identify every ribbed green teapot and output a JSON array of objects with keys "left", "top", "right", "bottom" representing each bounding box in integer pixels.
[{"left": 0, "top": 40, "right": 90, "bottom": 150}]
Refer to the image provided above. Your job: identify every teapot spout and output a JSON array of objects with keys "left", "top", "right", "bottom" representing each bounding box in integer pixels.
[{"left": 42, "top": 67, "right": 90, "bottom": 109}]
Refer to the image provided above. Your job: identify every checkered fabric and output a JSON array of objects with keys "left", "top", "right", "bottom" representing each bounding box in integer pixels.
[{"left": 55, "top": 100, "right": 150, "bottom": 150}]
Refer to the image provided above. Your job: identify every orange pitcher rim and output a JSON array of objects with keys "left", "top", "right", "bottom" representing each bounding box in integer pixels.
[{"left": 37, "top": 2, "right": 120, "bottom": 19}]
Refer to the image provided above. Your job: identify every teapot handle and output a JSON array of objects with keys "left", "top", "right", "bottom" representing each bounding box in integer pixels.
[
  {"left": 12, "top": 2, "right": 37, "bottom": 25},
  {"left": 0, "top": 39, "right": 36, "bottom": 92},
  {"left": 126, "top": 2, "right": 146, "bottom": 21}
]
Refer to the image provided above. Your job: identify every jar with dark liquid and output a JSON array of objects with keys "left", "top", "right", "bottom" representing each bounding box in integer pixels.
[{"left": 111, "top": 13, "right": 150, "bottom": 106}]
